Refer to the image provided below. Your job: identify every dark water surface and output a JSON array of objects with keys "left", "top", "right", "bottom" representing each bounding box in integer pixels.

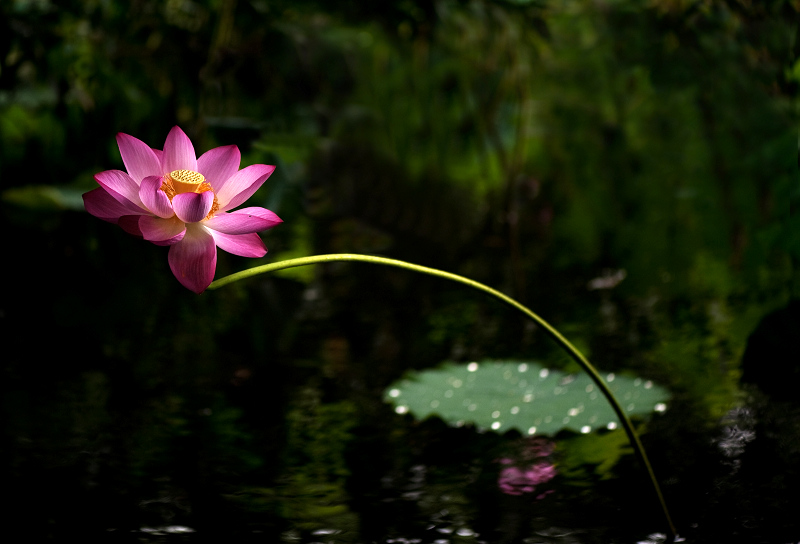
[{"left": 4, "top": 232, "right": 800, "bottom": 543}]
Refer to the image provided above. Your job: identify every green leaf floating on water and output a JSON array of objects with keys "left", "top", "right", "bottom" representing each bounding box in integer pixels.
[{"left": 384, "top": 361, "right": 670, "bottom": 436}]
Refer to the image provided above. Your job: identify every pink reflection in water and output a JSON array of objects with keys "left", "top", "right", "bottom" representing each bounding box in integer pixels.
[{"left": 497, "top": 437, "right": 557, "bottom": 497}]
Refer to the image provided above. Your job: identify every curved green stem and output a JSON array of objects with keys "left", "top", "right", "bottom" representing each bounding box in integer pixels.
[{"left": 209, "top": 253, "right": 677, "bottom": 539}]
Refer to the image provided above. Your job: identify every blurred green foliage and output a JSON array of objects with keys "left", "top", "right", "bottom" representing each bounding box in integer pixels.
[{"left": 1, "top": 0, "right": 799, "bottom": 540}]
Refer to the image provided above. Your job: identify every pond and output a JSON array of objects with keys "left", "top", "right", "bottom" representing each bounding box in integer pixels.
[{"left": 4, "top": 219, "right": 800, "bottom": 543}]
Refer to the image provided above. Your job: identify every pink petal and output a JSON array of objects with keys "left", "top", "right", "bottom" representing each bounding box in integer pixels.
[
  {"left": 173, "top": 191, "right": 214, "bottom": 223},
  {"left": 204, "top": 207, "right": 282, "bottom": 234},
  {"left": 139, "top": 175, "right": 174, "bottom": 218},
  {"left": 210, "top": 231, "right": 267, "bottom": 258},
  {"left": 117, "top": 133, "right": 162, "bottom": 183},
  {"left": 215, "top": 164, "right": 275, "bottom": 212},
  {"left": 95, "top": 170, "right": 146, "bottom": 210},
  {"left": 140, "top": 215, "right": 186, "bottom": 244},
  {"left": 83, "top": 187, "right": 143, "bottom": 222},
  {"left": 231, "top": 207, "right": 283, "bottom": 227},
  {"left": 168, "top": 224, "right": 217, "bottom": 293},
  {"left": 151, "top": 232, "right": 187, "bottom": 246},
  {"left": 161, "top": 126, "right": 197, "bottom": 174},
  {"left": 197, "top": 145, "right": 240, "bottom": 192},
  {"left": 118, "top": 215, "right": 144, "bottom": 237}
]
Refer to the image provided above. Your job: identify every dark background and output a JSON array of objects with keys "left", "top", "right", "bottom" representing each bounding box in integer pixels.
[{"left": 1, "top": 1, "right": 800, "bottom": 542}]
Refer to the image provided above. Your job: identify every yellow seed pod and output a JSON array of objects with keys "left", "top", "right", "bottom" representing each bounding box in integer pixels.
[{"left": 168, "top": 170, "right": 207, "bottom": 194}]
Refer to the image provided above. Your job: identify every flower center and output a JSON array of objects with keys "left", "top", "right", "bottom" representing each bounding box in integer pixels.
[
  {"left": 161, "top": 169, "right": 219, "bottom": 219},
  {"left": 166, "top": 169, "right": 210, "bottom": 194}
]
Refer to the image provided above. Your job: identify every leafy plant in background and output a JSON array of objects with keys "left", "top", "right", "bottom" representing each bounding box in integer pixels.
[{"left": 4, "top": 0, "right": 798, "bottom": 540}]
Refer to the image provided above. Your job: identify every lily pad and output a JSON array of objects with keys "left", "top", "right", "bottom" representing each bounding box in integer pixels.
[{"left": 384, "top": 361, "right": 669, "bottom": 436}]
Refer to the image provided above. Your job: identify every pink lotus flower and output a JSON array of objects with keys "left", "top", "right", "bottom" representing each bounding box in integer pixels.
[{"left": 83, "top": 127, "right": 282, "bottom": 293}]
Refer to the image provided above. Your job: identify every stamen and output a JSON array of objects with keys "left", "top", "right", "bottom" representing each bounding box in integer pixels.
[
  {"left": 206, "top": 197, "right": 219, "bottom": 220},
  {"left": 160, "top": 177, "right": 175, "bottom": 200}
]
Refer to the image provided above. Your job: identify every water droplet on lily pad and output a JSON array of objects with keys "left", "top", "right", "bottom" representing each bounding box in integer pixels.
[{"left": 383, "top": 361, "right": 670, "bottom": 435}]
